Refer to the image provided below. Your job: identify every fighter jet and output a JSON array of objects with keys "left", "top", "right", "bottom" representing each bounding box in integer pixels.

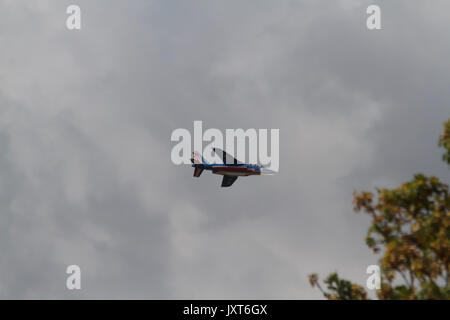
[{"left": 190, "top": 148, "right": 274, "bottom": 187}]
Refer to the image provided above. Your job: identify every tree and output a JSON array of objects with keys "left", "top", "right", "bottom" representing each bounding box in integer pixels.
[
  {"left": 309, "top": 119, "right": 450, "bottom": 300},
  {"left": 439, "top": 119, "right": 450, "bottom": 166}
]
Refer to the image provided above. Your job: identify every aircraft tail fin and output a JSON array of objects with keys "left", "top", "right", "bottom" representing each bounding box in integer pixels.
[
  {"left": 191, "top": 152, "right": 209, "bottom": 165},
  {"left": 191, "top": 152, "right": 207, "bottom": 178}
]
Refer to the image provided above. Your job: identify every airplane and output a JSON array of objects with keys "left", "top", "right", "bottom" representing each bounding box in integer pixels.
[{"left": 190, "top": 148, "right": 275, "bottom": 187}]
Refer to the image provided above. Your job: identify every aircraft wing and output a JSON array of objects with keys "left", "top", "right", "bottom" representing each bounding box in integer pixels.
[
  {"left": 221, "top": 175, "right": 238, "bottom": 187},
  {"left": 213, "top": 147, "right": 242, "bottom": 165}
]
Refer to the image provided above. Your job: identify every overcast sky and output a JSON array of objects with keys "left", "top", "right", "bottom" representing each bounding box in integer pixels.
[{"left": 0, "top": 0, "right": 449, "bottom": 299}]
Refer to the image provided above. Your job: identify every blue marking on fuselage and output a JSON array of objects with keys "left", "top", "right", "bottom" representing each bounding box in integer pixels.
[{"left": 192, "top": 163, "right": 261, "bottom": 172}]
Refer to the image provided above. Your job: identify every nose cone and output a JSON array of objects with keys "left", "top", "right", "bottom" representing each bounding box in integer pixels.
[{"left": 260, "top": 167, "right": 275, "bottom": 175}]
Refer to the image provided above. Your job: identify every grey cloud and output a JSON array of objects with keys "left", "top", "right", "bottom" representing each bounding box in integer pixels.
[{"left": 0, "top": 0, "right": 448, "bottom": 298}]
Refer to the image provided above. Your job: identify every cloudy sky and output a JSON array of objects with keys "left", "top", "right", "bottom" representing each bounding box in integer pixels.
[{"left": 0, "top": 0, "right": 449, "bottom": 299}]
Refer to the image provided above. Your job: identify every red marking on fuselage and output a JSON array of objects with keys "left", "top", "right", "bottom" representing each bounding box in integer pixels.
[{"left": 212, "top": 166, "right": 260, "bottom": 175}]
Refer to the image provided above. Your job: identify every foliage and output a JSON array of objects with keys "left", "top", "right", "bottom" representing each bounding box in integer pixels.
[
  {"left": 309, "top": 119, "right": 450, "bottom": 300},
  {"left": 439, "top": 119, "right": 450, "bottom": 165},
  {"left": 309, "top": 273, "right": 368, "bottom": 300}
]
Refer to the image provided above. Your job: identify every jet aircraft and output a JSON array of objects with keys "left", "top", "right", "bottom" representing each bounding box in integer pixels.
[{"left": 190, "top": 148, "right": 274, "bottom": 187}]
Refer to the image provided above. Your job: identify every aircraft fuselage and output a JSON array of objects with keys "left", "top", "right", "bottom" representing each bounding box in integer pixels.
[{"left": 194, "top": 164, "right": 261, "bottom": 176}]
